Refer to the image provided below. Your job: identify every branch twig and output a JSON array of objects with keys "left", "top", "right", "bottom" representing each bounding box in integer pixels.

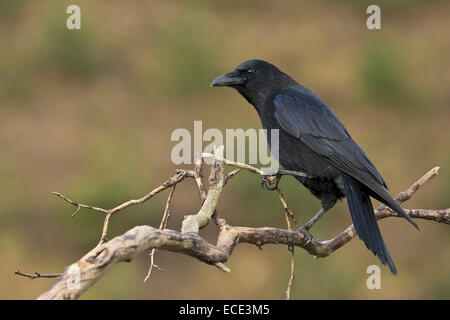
[
  {"left": 144, "top": 185, "right": 176, "bottom": 282},
  {"left": 277, "top": 188, "right": 297, "bottom": 300},
  {"left": 15, "top": 270, "right": 61, "bottom": 280}
]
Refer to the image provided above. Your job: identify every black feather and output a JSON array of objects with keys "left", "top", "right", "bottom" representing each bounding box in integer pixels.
[{"left": 343, "top": 176, "right": 397, "bottom": 275}]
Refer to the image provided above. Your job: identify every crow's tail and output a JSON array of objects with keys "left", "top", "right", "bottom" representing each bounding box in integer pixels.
[{"left": 343, "top": 177, "right": 397, "bottom": 275}]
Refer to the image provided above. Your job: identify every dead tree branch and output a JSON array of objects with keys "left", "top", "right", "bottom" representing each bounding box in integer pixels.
[{"left": 26, "top": 149, "right": 448, "bottom": 299}]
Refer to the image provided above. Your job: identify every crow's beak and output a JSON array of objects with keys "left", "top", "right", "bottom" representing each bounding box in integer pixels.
[{"left": 210, "top": 72, "right": 245, "bottom": 87}]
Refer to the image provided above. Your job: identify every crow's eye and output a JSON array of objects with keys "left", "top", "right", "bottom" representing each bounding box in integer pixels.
[{"left": 247, "top": 69, "right": 254, "bottom": 73}]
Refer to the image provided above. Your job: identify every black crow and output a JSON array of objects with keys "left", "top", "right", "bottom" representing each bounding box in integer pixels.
[{"left": 211, "top": 59, "right": 418, "bottom": 274}]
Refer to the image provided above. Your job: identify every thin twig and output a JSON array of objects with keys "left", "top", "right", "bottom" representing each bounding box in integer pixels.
[
  {"left": 15, "top": 270, "right": 61, "bottom": 280},
  {"left": 286, "top": 248, "right": 295, "bottom": 300},
  {"left": 277, "top": 188, "right": 296, "bottom": 299},
  {"left": 144, "top": 185, "right": 176, "bottom": 282},
  {"left": 226, "top": 168, "right": 241, "bottom": 182},
  {"left": 53, "top": 192, "right": 108, "bottom": 216},
  {"left": 56, "top": 170, "right": 190, "bottom": 246},
  {"left": 277, "top": 188, "right": 298, "bottom": 227},
  {"left": 201, "top": 152, "right": 309, "bottom": 178},
  {"left": 55, "top": 170, "right": 190, "bottom": 218}
]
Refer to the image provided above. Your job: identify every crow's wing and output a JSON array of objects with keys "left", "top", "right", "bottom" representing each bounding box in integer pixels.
[
  {"left": 274, "top": 87, "right": 419, "bottom": 230},
  {"left": 274, "top": 87, "right": 390, "bottom": 190},
  {"left": 274, "top": 88, "right": 418, "bottom": 229}
]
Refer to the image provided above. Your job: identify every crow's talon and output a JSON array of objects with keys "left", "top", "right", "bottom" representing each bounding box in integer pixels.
[
  {"left": 295, "top": 226, "right": 313, "bottom": 245},
  {"left": 260, "top": 176, "right": 267, "bottom": 190},
  {"left": 260, "top": 171, "right": 282, "bottom": 191}
]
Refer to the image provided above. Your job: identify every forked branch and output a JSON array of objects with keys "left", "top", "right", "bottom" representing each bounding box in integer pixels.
[{"left": 20, "top": 150, "right": 448, "bottom": 300}]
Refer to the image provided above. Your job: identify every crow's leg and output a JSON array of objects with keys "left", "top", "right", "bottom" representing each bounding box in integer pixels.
[
  {"left": 301, "top": 207, "right": 327, "bottom": 231},
  {"left": 297, "top": 198, "right": 337, "bottom": 231},
  {"left": 260, "top": 174, "right": 282, "bottom": 191}
]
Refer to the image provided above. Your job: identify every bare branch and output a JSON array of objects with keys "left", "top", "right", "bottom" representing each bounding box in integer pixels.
[
  {"left": 35, "top": 161, "right": 448, "bottom": 299},
  {"left": 297, "top": 167, "right": 448, "bottom": 257},
  {"left": 37, "top": 226, "right": 229, "bottom": 300},
  {"left": 182, "top": 147, "right": 227, "bottom": 233},
  {"left": 55, "top": 170, "right": 191, "bottom": 246},
  {"left": 55, "top": 170, "right": 191, "bottom": 218}
]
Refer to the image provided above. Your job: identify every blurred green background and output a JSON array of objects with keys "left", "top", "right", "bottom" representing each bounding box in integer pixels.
[{"left": 1, "top": 0, "right": 449, "bottom": 299}]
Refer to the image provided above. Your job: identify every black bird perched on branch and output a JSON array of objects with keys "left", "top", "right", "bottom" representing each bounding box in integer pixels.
[{"left": 211, "top": 59, "right": 418, "bottom": 274}]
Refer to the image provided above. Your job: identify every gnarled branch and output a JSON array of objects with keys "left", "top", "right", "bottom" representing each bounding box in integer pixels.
[{"left": 22, "top": 150, "right": 448, "bottom": 300}]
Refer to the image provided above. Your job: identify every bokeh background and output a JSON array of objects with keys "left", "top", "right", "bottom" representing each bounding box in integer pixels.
[{"left": 1, "top": 0, "right": 449, "bottom": 299}]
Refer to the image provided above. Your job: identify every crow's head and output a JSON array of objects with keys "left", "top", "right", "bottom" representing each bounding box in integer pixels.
[{"left": 211, "top": 59, "right": 293, "bottom": 106}]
